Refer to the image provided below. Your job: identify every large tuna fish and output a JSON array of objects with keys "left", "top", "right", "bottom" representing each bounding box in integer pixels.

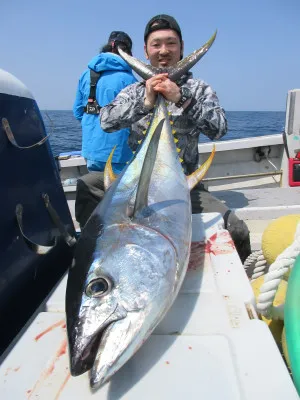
[{"left": 66, "top": 31, "right": 217, "bottom": 389}]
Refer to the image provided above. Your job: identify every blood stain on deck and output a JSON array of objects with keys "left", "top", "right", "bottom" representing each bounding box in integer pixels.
[
  {"left": 27, "top": 338, "right": 68, "bottom": 399},
  {"left": 205, "top": 232, "right": 235, "bottom": 256},
  {"left": 34, "top": 319, "right": 66, "bottom": 341}
]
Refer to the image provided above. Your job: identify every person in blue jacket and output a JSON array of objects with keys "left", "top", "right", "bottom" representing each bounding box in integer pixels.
[
  {"left": 73, "top": 31, "right": 137, "bottom": 173},
  {"left": 73, "top": 31, "right": 137, "bottom": 228}
]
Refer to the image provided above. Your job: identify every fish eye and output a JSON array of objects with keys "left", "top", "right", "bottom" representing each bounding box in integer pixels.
[{"left": 85, "top": 278, "right": 111, "bottom": 298}]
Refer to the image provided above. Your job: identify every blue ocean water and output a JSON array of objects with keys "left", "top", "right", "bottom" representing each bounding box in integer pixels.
[{"left": 41, "top": 110, "right": 286, "bottom": 157}]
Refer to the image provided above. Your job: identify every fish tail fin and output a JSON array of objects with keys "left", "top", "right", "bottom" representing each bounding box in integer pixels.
[
  {"left": 118, "top": 31, "right": 217, "bottom": 82},
  {"left": 168, "top": 31, "right": 217, "bottom": 81},
  {"left": 117, "top": 48, "right": 158, "bottom": 80}
]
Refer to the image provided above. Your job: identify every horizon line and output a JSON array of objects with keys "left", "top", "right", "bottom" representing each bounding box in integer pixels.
[{"left": 40, "top": 109, "right": 286, "bottom": 113}]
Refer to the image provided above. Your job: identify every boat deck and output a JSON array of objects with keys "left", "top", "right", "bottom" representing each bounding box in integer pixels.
[
  {"left": 213, "top": 187, "right": 300, "bottom": 219},
  {"left": 0, "top": 213, "right": 297, "bottom": 399},
  {"left": 212, "top": 187, "right": 300, "bottom": 250}
]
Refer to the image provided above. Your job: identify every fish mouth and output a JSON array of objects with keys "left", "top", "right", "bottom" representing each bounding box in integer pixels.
[
  {"left": 70, "top": 327, "right": 107, "bottom": 377},
  {"left": 88, "top": 313, "right": 142, "bottom": 389},
  {"left": 69, "top": 303, "right": 128, "bottom": 378}
]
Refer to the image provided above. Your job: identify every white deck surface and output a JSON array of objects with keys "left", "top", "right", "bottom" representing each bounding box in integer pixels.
[
  {"left": 0, "top": 213, "right": 298, "bottom": 399},
  {"left": 213, "top": 187, "right": 300, "bottom": 222}
]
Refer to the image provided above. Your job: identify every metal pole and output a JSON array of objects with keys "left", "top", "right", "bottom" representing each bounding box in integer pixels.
[{"left": 202, "top": 170, "right": 282, "bottom": 182}]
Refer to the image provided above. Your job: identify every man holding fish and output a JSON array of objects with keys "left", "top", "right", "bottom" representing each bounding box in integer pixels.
[
  {"left": 66, "top": 14, "right": 251, "bottom": 390},
  {"left": 99, "top": 14, "right": 251, "bottom": 263}
]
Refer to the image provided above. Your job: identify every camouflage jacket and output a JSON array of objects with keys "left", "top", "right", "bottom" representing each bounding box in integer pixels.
[{"left": 100, "top": 73, "right": 227, "bottom": 174}]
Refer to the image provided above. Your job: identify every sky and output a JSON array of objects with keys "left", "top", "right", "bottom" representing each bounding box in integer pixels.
[{"left": 1, "top": 0, "right": 299, "bottom": 111}]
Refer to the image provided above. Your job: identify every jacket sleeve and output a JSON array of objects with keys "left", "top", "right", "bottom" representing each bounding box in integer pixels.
[
  {"left": 73, "top": 79, "right": 84, "bottom": 121},
  {"left": 100, "top": 83, "right": 150, "bottom": 132},
  {"left": 185, "top": 81, "right": 227, "bottom": 140}
]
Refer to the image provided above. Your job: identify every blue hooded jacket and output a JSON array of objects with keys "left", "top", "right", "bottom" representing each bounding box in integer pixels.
[{"left": 73, "top": 53, "right": 137, "bottom": 164}]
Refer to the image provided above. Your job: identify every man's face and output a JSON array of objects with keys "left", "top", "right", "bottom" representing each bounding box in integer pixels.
[{"left": 144, "top": 29, "right": 183, "bottom": 68}]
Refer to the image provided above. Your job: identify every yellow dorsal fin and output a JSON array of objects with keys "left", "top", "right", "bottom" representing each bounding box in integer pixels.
[
  {"left": 104, "top": 146, "right": 118, "bottom": 191},
  {"left": 186, "top": 145, "right": 216, "bottom": 191}
]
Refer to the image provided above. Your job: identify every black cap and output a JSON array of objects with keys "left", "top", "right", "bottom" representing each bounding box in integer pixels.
[
  {"left": 144, "top": 14, "right": 182, "bottom": 43},
  {"left": 108, "top": 31, "right": 133, "bottom": 51}
]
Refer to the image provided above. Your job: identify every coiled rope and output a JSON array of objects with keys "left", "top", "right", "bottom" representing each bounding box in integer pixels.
[
  {"left": 244, "top": 250, "right": 268, "bottom": 280},
  {"left": 256, "top": 222, "right": 300, "bottom": 320}
]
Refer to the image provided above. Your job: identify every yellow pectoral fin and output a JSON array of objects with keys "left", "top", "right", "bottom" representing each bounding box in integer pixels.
[
  {"left": 104, "top": 146, "right": 118, "bottom": 191},
  {"left": 186, "top": 144, "right": 216, "bottom": 191}
]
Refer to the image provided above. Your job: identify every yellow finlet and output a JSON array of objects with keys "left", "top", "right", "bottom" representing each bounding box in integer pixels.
[
  {"left": 143, "top": 130, "right": 147, "bottom": 135},
  {"left": 104, "top": 146, "right": 118, "bottom": 191},
  {"left": 174, "top": 138, "right": 179, "bottom": 143},
  {"left": 172, "top": 129, "right": 176, "bottom": 135},
  {"left": 176, "top": 148, "right": 181, "bottom": 153},
  {"left": 186, "top": 145, "right": 216, "bottom": 191},
  {"left": 179, "top": 157, "right": 183, "bottom": 163},
  {"left": 138, "top": 140, "right": 142, "bottom": 144}
]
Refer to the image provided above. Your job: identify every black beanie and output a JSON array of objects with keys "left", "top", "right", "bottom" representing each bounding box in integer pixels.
[{"left": 144, "top": 14, "right": 182, "bottom": 43}]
